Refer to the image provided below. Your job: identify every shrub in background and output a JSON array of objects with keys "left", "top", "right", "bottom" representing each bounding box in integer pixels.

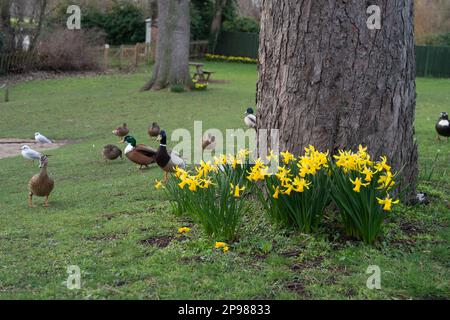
[
  {"left": 49, "top": 2, "right": 144, "bottom": 46},
  {"left": 37, "top": 28, "right": 105, "bottom": 71},
  {"left": 223, "top": 16, "right": 260, "bottom": 34}
]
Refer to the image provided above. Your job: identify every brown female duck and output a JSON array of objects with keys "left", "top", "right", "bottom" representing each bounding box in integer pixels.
[
  {"left": 28, "top": 155, "right": 54, "bottom": 208},
  {"left": 112, "top": 123, "right": 129, "bottom": 140},
  {"left": 148, "top": 122, "right": 161, "bottom": 140},
  {"left": 102, "top": 144, "right": 123, "bottom": 161}
]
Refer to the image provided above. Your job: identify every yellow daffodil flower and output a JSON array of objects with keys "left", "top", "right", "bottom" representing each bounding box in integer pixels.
[
  {"left": 154, "top": 180, "right": 164, "bottom": 190},
  {"left": 350, "top": 177, "right": 370, "bottom": 192},
  {"left": 178, "top": 227, "right": 191, "bottom": 234},
  {"left": 215, "top": 242, "right": 227, "bottom": 249},
  {"left": 377, "top": 196, "right": 400, "bottom": 211},
  {"left": 362, "top": 167, "right": 374, "bottom": 182},
  {"left": 266, "top": 150, "right": 278, "bottom": 162},
  {"left": 230, "top": 183, "right": 246, "bottom": 198},
  {"left": 273, "top": 186, "right": 280, "bottom": 199},
  {"left": 280, "top": 151, "right": 295, "bottom": 164},
  {"left": 292, "top": 177, "right": 311, "bottom": 193}
]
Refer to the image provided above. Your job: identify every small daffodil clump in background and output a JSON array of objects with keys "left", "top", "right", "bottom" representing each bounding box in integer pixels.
[
  {"left": 178, "top": 227, "right": 191, "bottom": 234},
  {"left": 215, "top": 242, "right": 229, "bottom": 253},
  {"left": 205, "top": 53, "right": 257, "bottom": 64}
]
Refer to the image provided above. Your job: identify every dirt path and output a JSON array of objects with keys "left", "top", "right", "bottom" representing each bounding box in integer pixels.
[{"left": 0, "top": 138, "right": 71, "bottom": 159}]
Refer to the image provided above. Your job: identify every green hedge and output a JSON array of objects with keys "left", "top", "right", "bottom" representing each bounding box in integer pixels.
[
  {"left": 215, "top": 32, "right": 450, "bottom": 78},
  {"left": 416, "top": 45, "right": 450, "bottom": 78}
]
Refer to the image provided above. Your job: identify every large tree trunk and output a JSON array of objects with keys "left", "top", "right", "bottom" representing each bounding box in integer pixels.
[
  {"left": 257, "top": 0, "right": 418, "bottom": 194},
  {"left": 209, "top": 0, "right": 227, "bottom": 52},
  {"left": 141, "top": 0, "right": 192, "bottom": 91}
]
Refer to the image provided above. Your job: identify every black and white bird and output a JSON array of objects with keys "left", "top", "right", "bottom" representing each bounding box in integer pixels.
[
  {"left": 35, "top": 132, "right": 53, "bottom": 144},
  {"left": 21, "top": 145, "right": 42, "bottom": 163},
  {"left": 244, "top": 107, "right": 257, "bottom": 129},
  {"left": 436, "top": 112, "right": 450, "bottom": 141}
]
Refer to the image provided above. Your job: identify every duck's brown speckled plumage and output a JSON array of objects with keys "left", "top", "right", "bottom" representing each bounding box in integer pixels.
[
  {"left": 103, "top": 144, "right": 123, "bottom": 161},
  {"left": 113, "top": 123, "right": 129, "bottom": 138},
  {"left": 148, "top": 122, "right": 161, "bottom": 138},
  {"left": 28, "top": 156, "right": 54, "bottom": 207}
]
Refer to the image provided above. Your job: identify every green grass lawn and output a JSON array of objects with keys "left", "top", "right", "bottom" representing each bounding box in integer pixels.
[{"left": 0, "top": 63, "right": 449, "bottom": 300}]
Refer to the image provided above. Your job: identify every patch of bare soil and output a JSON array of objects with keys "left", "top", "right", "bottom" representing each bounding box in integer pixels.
[
  {"left": 140, "top": 235, "right": 188, "bottom": 248},
  {"left": 0, "top": 138, "right": 71, "bottom": 160}
]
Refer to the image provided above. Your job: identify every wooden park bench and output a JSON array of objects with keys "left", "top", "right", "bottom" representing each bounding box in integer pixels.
[{"left": 190, "top": 62, "right": 215, "bottom": 83}]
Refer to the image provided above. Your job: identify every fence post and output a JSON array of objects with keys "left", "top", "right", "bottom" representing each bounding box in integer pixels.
[
  {"left": 134, "top": 43, "right": 139, "bottom": 67},
  {"left": 2, "top": 85, "right": 9, "bottom": 103},
  {"left": 119, "top": 45, "right": 124, "bottom": 70},
  {"left": 104, "top": 44, "right": 110, "bottom": 69},
  {"left": 424, "top": 46, "right": 430, "bottom": 78}
]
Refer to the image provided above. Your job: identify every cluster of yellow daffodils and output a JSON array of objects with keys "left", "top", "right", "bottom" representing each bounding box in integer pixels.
[
  {"left": 247, "top": 158, "right": 269, "bottom": 182},
  {"left": 215, "top": 242, "right": 229, "bottom": 253},
  {"left": 205, "top": 54, "right": 257, "bottom": 64},
  {"left": 298, "top": 146, "right": 329, "bottom": 177},
  {"left": 175, "top": 164, "right": 214, "bottom": 192},
  {"left": 334, "top": 145, "right": 399, "bottom": 211},
  {"left": 249, "top": 147, "right": 328, "bottom": 199}
]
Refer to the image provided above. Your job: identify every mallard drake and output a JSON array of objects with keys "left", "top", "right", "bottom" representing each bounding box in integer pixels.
[
  {"left": 35, "top": 132, "right": 53, "bottom": 144},
  {"left": 156, "top": 130, "right": 186, "bottom": 182},
  {"left": 21, "top": 145, "right": 42, "bottom": 163},
  {"left": 436, "top": 112, "right": 450, "bottom": 141},
  {"left": 121, "top": 136, "right": 157, "bottom": 169},
  {"left": 112, "top": 123, "right": 129, "bottom": 140},
  {"left": 148, "top": 122, "right": 161, "bottom": 139},
  {"left": 202, "top": 133, "right": 216, "bottom": 150},
  {"left": 102, "top": 144, "right": 123, "bottom": 161},
  {"left": 244, "top": 108, "right": 257, "bottom": 129},
  {"left": 28, "top": 155, "right": 54, "bottom": 208}
]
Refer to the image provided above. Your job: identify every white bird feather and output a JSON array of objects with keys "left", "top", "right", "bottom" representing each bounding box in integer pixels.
[
  {"left": 244, "top": 114, "right": 257, "bottom": 128},
  {"left": 35, "top": 132, "right": 53, "bottom": 144},
  {"left": 21, "top": 145, "right": 42, "bottom": 161}
]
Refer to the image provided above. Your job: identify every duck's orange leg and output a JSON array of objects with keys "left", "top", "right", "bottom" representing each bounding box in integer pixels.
[
  {"left": 164, "top": 171, "right": 168, "bottom": 183},
  {"left": 28, "top": 193, "right": 33, "bottom": 208},
  {"left": 44, "top": 195, "right": 49, "bottom": 207}
]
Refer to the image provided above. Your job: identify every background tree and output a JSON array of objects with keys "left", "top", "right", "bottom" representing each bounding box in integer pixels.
[
  {"left": 140, "top": 0, "right": 191, "bottom": 91},
  {"left": 257, "top": 0, "right": 418, "bottom": 193},
  {"left": 209, "top": 0, "right": 228, "bottom": 52}
]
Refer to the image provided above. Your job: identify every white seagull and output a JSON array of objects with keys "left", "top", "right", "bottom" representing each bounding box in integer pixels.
[
  {"left": 21, "top": 145, "right": 42, "bottom": 162},
  {"left": 35, "top": 132, "right": 53, "bottom": 144}
]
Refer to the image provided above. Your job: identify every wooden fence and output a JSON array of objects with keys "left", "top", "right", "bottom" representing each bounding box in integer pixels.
[
  {"left": 0, "top": 51, "right": 38, "bottom": 75},
  {"left": 1, "top": 40, "right": 209, "bottom": 75}
]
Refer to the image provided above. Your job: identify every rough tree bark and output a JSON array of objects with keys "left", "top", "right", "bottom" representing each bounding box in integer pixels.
[
  {"left": 141, "top": 0, "right": 192, "bottom": 91},
  {"left": 209, "top": 0, "right": 227, "bottom": 52},
  {"left": 257, "top": 0, "right": 418, "bottom": 193}
]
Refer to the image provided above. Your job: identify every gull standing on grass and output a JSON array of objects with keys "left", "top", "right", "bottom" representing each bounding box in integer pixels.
[
  {"left": 21, "top": 145, "right": 42, "bottom": 163},
  {"left": 35, "top": 132, "right": 53, "bottom": 144}
]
